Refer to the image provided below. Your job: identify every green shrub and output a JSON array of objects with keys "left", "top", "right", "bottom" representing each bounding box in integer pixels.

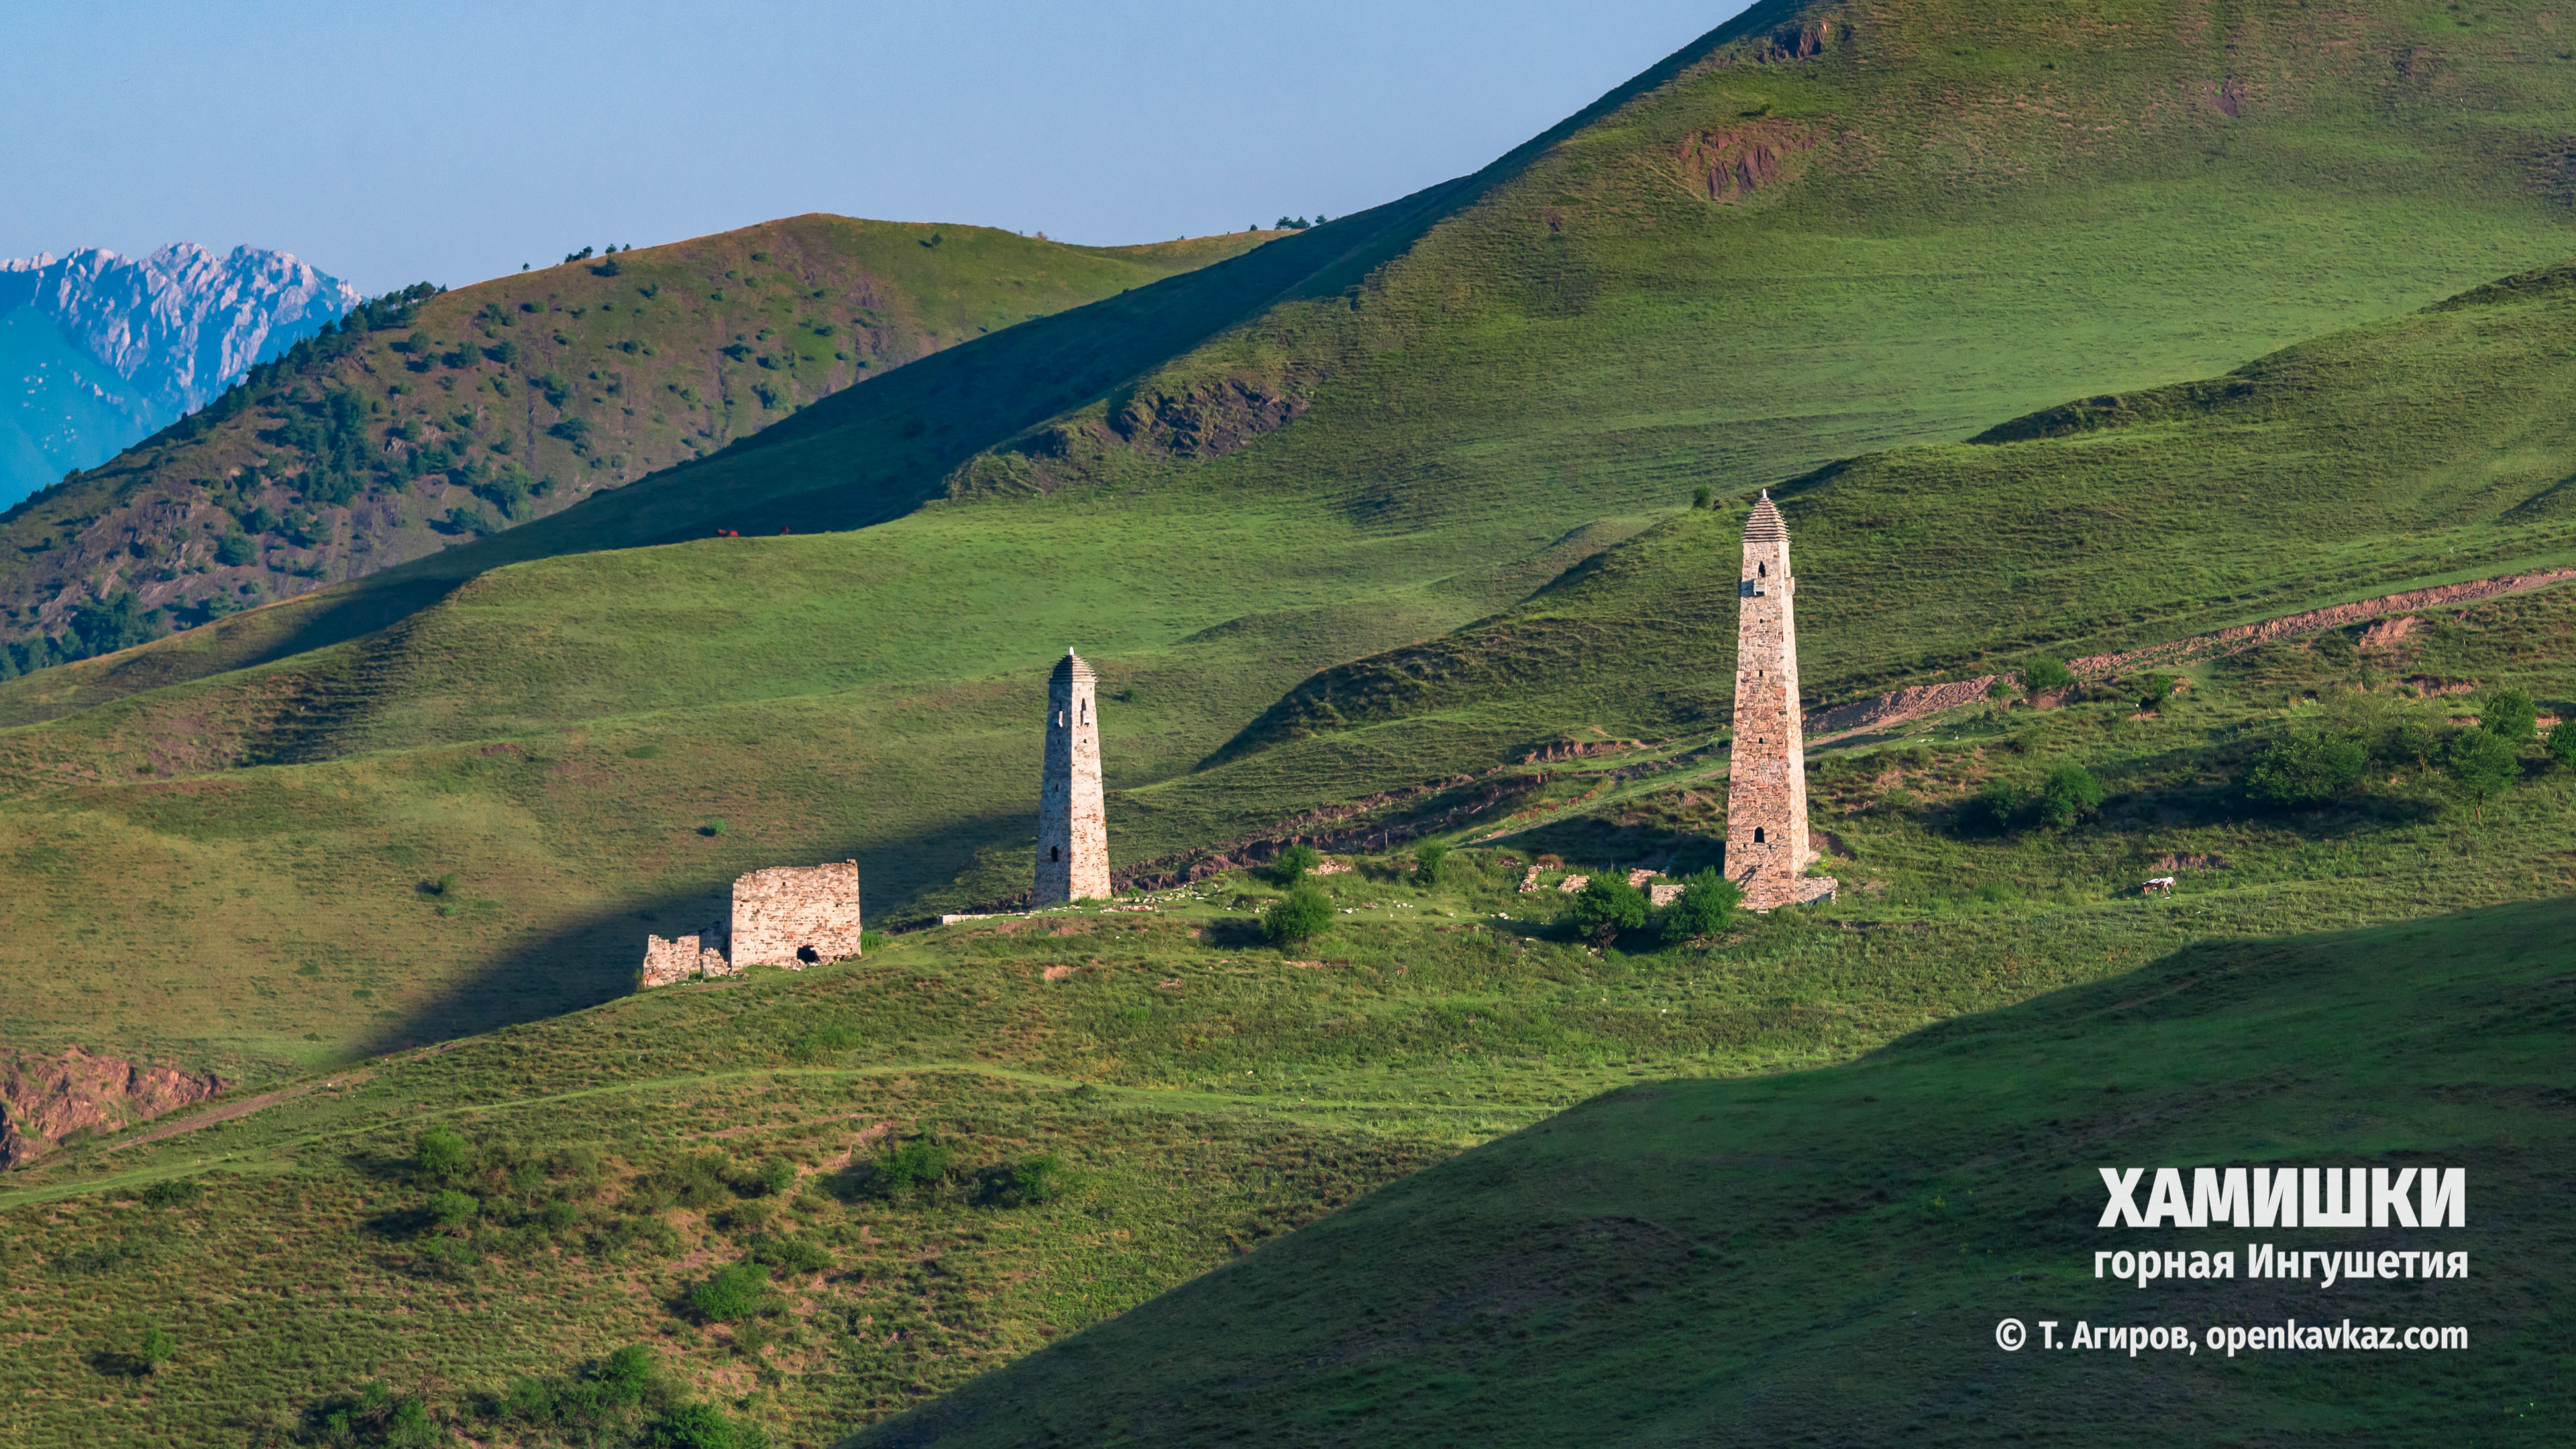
[
  {"left": 753, "top": 1157, "right": 796, "bottom": 1197},
  {"left": 1413, "top": 841, "right": 1451, "bottom": 886},
  {"left": 213, "top": 533, "right": 257, "bottom": 567},
  {"left": 2022, "top": 657, "right": 2075, "bottom": 696},
  {"left": 685, "top": 1262, "right": 780, "bottom": 1324},
  {"left": 138, "top": 1178, "right": 202, "bottom": 1208},
  {"left": 745, "top": 1232, "right": 832, "bottom": 1274},
  {"left": 2548, "top": 719, "right": 2576, "bottom": 771},
  {"left": 879, "top": 1138, "right": 953, "bottom": 1197},
  {"left": 1659, "top": 869, "right": 1741, "bottom": 943},
  {"left": 1692, "top": 485, "right": 1711, "bottom": 508},
  {"left": 1262, "top": 882, "right": 1334, "bottom": 949},
  {"left": 1962, "top": 780, "right": 2028, "bottom": 835},
  {"left": 2479, "top": 687, "right": 2538, "bottom": 743},
  {"left": 2035, "top": 762, "right": 2103, "bottom": 828},
  {"left": 1010, "top": 1153, "right": 1067, "bottom": 1205},
  {"left": 138, "top": 1326, "right": 174, "bottom": 1374},
  {"left": 1569, "top": 873, "right": 1649, "bottom": 945},
  {"left": 650, "top": 1399, "right": 769, "bottom": 1449},
  {"left": 2445, "top": 728, "right": 2520, "bottom": 819},
  {"left": 415, "top": 1126, "right": 472, "bottom": 1183},
  {"left": 2245, "top": 733, "right": 2368, "bottom": 808},
  {"left": 2138, "top": 673, "right": 2178, "bottom": 710},
  {"left": 426, "top": 1188, "right": 480, "bottom": 1232},
  {"left": 1270, "top": 843, "right": 1320, "bottom": 885}
]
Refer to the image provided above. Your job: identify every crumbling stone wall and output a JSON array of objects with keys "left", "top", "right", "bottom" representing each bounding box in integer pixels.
[
  {"left": 639, "top": 933, "right": 733, "bottom": 988},
  {"left": 731, "top": 861, "right": 865, "bottom": 967},
  {"left": 1725, "top": 491, "right": 1836, "bottom": 911},
  {"left": 1036, "top": 649, "right": 1112, "bottom": 903},
  {"left": 636, "top": 861, "right": 863, "bottom": 987}
]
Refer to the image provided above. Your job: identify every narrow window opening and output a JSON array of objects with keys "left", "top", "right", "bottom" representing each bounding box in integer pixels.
[
  {"left": 1754, "top": 826, "right": 1766, "bottom": 843},
  {"left": 1049, "top": 846, "right": 1061, "bottom": 863},
  {"left": 1758, "top": 561, "right": 1768, "bottom": 577},
  {"left": 1057, "top": 710, "right": 1065, "bottom": 727}
]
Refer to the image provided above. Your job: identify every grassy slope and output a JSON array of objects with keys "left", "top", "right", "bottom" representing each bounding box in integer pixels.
[
  {"left": 1173, "top": 260, "right": 2576, "bottom": 820},
  {"left": 851, "top": 898, "right": 2573, "bottom": 1448},
  {"left": 0, "top": 0, "right": 2571, "bottom": 1113},
  {"left": 0, "top": 218, "right": 1274, "bottom": 667},
  {"left": 14, "top": 0, "right": 2576, "bottom": 725},
  {"left": 12, "top": 248, "right": 2576, "bottom": 1083},
  {"left": 6, "top": 636, "right": 2570, "bottom": 1445}
]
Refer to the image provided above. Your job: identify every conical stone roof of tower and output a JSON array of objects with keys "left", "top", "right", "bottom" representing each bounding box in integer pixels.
[
  {"left": 1052, "top": 648, "right": 1096, "bottom": 684},
  {"left": 1744, "top": 490, "right": 1786, "bottom": 544}
]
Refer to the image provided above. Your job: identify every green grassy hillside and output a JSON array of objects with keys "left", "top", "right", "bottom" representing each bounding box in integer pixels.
[
  {"left": 9, "top": 248, "right": 2573, "bottom": 1086},
  {"left": 0, "top": 218, "right": 1275, "bottom": 678},
  {"left": 1177, "top": 258, "right": 2576, "bottom": 810},
  {"left": 16, "top": 0, "right": 2576, "bottom": 729},
  {"left": 849, "top": 898, "right": 2573, "bottom": 1448}
]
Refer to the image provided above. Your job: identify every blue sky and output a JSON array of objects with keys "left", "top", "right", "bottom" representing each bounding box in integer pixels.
[{"left": 6, "top": 1, "right": 1742, "bottom": 295}]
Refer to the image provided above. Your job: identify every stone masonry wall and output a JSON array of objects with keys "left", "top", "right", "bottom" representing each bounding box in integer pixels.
[
  {"left": 1035, "top": 649, "right": 1112, "bottom": 903},
  {"left": 639, "top": 933, "right": 733, "bottom": 987},
  {"left": 1725, "top": 491, "right": 1833, "bottom": 910},
  {"left": 731, "top": 861, "right": 865, "bottom": 967}
]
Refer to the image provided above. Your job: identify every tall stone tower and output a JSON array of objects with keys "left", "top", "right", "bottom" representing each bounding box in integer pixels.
[
  {"left": 1725, "top": 491, "right": 1831, "bottom": 910},
  {"left": 1036, "top": 649, "right": 1112, "bottom": 904}
]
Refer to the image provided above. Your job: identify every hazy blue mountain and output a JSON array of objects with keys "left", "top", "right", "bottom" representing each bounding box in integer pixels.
[{"left": 0, "top": 244, "right": 358, "bottom": 507}]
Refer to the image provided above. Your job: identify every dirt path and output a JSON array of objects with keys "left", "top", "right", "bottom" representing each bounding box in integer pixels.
[
  {"left": 1800, "top": 565, "right": 2576, "bottom": 742},
  {"left": 101, "top": 1071, "right": 372, "bottom": 1154}
]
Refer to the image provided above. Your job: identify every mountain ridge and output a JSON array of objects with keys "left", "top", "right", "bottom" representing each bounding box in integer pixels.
[{"left": 0, "top": 242, "right": 357, "bottom": 508}]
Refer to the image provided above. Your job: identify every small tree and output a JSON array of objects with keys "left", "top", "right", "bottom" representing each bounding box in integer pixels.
[
  {"left": 1659, "top": 869, "right": 1741, "bottom": 943},
  {"left": 687, "top": 1263, "right": 781, "bottom": 1324},
  {"left": 2137, "top": 674, "right": 2178, "bottom": 712},
  {"left": 427, "top": 1188, "right": 480, "bottom": 1234},
  {"left": 1270, "top": 843, "right": 1320, "bottom": 885},
  {"left": 1010, "top": 1153, "right": 1066, "bottom": 1205},
  {"left": 415, "top": 1126, "right": 472, "bottom": 1183},
  {"left": 1568, "top": 873, "right": 1649, "bottom": 945},
  {"left": 1962, "top": 780, "right": 2027, "bottom": 836},
  {"left": 1263, "top": 882, "right": 1334, "bottom": 949},
  {"left": 1984, "top": 679, "right": 2012, "bottom": 718},
  {"left": 1691, "top": 485, "right": 1712, "bottom": 509},
  {"left": 1413, "top": 841, "right": 1451, "bottom": 886},
  {"left": 2445, "top": 727, "right": 2519, "bottom": 820},
  {"left": 138, "top": 1326, "right": 175, "bottom": 1375},
  {"left": 2480, "top": 688, "right": 2538, "bottom": 743},
  {"left": 879, "top": 1138, "right": 952, "bottom": 1197},
  {"left": 2022, "top": 657, "right": 2075, "bottom": 700},
  {"left": 2548, "top": 719, "right": 2576, "bottom": 771},
  {"left": 2246, "top": 733, "right": 2367, "bottom": 808},
  {"left": 2034, "top": 761, "right": 2103, "bottom": 829}
]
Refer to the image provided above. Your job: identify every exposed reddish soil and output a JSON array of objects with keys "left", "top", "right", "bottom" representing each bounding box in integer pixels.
[{"left": 0, "top": 1046, "right": 226, "bottom": 1169}]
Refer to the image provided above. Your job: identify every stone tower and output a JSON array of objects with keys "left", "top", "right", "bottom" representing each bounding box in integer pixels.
[
  {"left": 1725, "top": 491, "right": 1833, "bottom": 910},
  {"left": 1036, "top": 649, "right": 1111, "bottom": 904}
]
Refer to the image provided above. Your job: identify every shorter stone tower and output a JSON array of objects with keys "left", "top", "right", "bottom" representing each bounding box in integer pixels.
[
  {"left": 1035, "top": 649, "right": 1111, "bottom": 903},
  {"left": 1725, "top": 490, "right": 1834, "bottom": 910}
]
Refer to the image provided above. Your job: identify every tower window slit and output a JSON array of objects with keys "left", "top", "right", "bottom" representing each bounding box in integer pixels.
[{"left": 1754, "top": 826, "right": 1766, "bottom": 843}]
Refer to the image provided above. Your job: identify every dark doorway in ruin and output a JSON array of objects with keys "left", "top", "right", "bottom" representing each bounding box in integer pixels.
[
  {"left": 1754, "top": 826, "right": 1766, "bottom": 843},
  {"left": 797, "top": 945, "right": 820, "bottom": 964}
]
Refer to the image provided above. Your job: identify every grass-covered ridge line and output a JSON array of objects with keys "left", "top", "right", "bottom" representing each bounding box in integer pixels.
[
  {"left": 852, "top": 896, "right": 2575, "bottom": 1448},
  {"left": 0, "top": 217, "right": 1277, "bottom": 683},
  {"left": 16, "top": 0, "right": 2576, "bottom": 729}
]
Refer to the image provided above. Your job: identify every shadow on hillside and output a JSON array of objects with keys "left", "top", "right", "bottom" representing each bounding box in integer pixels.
[{"left": 347, "top": 810, "right": 1034, "bottom": 1058}]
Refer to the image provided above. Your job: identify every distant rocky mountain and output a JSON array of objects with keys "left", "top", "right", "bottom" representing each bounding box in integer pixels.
[{"left": 0, "top": 244, "right": 358, "bottom": 508}]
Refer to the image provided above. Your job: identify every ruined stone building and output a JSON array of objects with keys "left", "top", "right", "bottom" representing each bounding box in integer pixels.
[
  {"left": 639, "top": 861, "right": 863, "bottom": 987},
  {"left": 1725, "top": 491, "right": 1837, "bottom": 910},
  {"left": 1035, "top": 648, "right": 1112, "bottom": 904}
]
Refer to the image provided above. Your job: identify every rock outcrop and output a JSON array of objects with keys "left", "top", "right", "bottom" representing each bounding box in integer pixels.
[{"left": 0, "top": 1045, "right": 226, "bottom": 1168}]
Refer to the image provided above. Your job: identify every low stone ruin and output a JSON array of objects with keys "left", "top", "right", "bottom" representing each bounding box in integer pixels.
[{"left": 639, "top": 861, "right": 863, "bottom": 988}]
